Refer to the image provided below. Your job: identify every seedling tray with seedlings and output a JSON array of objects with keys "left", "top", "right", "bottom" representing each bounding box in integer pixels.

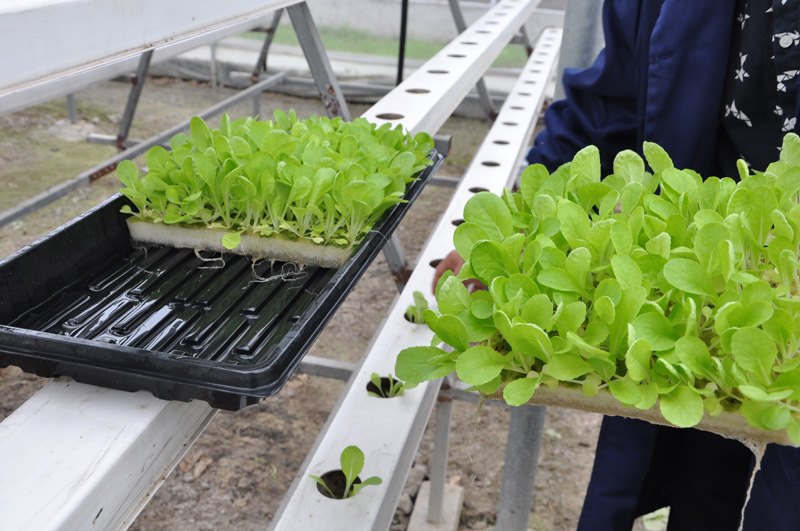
[
  {"left": 0, "top": 115, "right": 442, "bottom": 410},
  {"left": 119, "top": 111, "right": 435, "bottom": 267},
  {"left": 398, "top": 133, "right": 800, "bottom": 447}
]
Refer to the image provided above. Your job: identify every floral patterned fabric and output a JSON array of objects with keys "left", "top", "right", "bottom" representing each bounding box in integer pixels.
[{"left": 721, "top": 0, "right": 800, "bottom": 170}]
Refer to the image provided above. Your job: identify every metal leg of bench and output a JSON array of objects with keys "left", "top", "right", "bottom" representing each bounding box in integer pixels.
[
  {"left": 251, "top": 9, "right": 284, "bottom": 117},
  {"left": 66, "top": 93, "right": 77, "bottom": 123},
  {"left": 495, "top": 404, "right": 546, "bottom": 530},
  {"left": 427, "top": 378, "right": 454, "bottom": 523},
  {"left": 383, "top": 233, "right": 410, "bottom": 292},
  {"left": 210, "top": 43, "right": 219, "bottom": 88},
  {"left": 115, "top": 50, "right": 153, "bottom": 150},
  {"left": 554, "top": 0, "right": 603, "bottom": 99},
  {"left": 286, "top": 3, "right": 351, "bottom": 121},
  {"left": 447, "top": 0, "right": 497, "bottom": 121}
]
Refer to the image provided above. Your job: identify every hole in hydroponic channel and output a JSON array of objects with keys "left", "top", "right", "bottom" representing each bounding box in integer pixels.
[
  {"left": 447, "top": 54, "right": 466, "bottom": 58},
  {"left": 366, "top": 375, "right": 404, "bottom": 397},
  {"left": 477, "top": 30, "right": 490, "bottom": 34},
  {"left": 376, "top": 113, "right": 404, "bottom": 120},
  {"left": 486, "top": 20, "right": 499, "bottom": 24},
  {"left": 452, "top": 219, "right": 465, "bottom": 226},
  {"left": 518, "top": 92, "right": 532, "bottom": 96},
  {"left": 428, "top": 69, "right": 449, "bottom": 74},
  {"left": 315, "top": 470, "right": 362, "bottom": 499},
  {"left": 481, "top": 161, "right": 501, "bottom": 167},
  {"left": 502, "top": 122, "right": 518, "bottom": 126},
  {"left": 406, "top": 88, "right": 430, "bottom": 94},
  {"left": 469, "top": 187, "right": 489, "bottom": 193},
  {"left": 429, "top": 258, "right": 442, "bottom": 268},
  {"left": 530, "top": 69, "right": 542, "bottom": 73},
  {"left": 461, "top": 41, "right": 478, "bottom": 45},
  {"left": 493, "top": 139, "right": 510, "bottom": 145}
]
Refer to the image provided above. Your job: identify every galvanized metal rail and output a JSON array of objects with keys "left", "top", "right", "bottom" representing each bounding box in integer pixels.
[{"left": 0, "top": 0, "right": 300, "bottom": 115}]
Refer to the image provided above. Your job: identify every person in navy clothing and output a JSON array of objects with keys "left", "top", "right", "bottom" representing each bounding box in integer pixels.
[
  {"left": 531, "top": 1, "right": 800, "bottom": 529},
  {"left": 435, "top": 1, "right": 800, "bottom": 529}
]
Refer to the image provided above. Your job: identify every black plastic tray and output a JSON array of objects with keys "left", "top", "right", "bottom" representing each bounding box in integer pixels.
[{"left": 0, "top": 151, "right": 443, "bottom": 410}]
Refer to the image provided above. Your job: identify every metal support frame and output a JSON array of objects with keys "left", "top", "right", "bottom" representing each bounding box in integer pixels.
[
  {"left": 384, "top": 233, "right": 411, "bottom": 291},
  {"left": 427, "top": 377, "right": 454, "bottom": 524},
  {"left": 251, "top": 9, "right": 285, "bottom": 116},
  {"left": 287, "top": 3, "right": 351, "bottom": 121},
  {"left": 554, "top": 0, "right": 603, "bottom": 99},
  {"left": 447, "top": 0, "right": 498, "bottom": 122},
  {"left": 115, "top": 50, "right": 153, "bottom": 151},
  {"left": 66, "top": 94, "right": 77, "bottom": 123},
  {"left": 495, "top": 405, "right": 547, "bottom": 530}
]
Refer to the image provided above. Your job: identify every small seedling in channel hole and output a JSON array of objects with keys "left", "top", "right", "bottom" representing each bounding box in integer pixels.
[
  {"left": 309, "top": 445, "right": 382, "bottom": 499},
  {"left": 404, "top": 290, "right": 429, "bottom": 324},
  {"left": 367, "top": 372, "right": 406, "bottom": 398}
]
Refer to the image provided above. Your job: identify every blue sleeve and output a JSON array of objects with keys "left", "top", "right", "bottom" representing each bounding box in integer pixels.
[{"left": 526, "top": 0, "right": 643, "bottom": 173}]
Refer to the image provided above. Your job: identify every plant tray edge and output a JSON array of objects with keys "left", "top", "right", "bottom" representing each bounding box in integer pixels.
[{"left": 490, "top": 385, "right": 795, "bottom": 447}]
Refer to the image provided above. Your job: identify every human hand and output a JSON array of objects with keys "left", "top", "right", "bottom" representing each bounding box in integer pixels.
[{"left": 431, "top": 249, "right": 486, "bottom": 294}]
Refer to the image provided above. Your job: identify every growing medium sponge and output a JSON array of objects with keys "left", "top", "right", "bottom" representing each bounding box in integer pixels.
[{"left": 126, "top": 219, "right": 352, "bottom": 268}]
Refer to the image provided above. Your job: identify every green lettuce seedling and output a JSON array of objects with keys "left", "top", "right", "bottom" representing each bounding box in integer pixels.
[
  {"left": 367, "top": 372, "right": 406, "bottom": 398},
  {"left": 309, "top": 445, "right": 382, "bottom": 499},
  {"left": 404, "top": 290, "right": 429, "bottom": 324},
  {"left": 118, "top": 110, "right": 434, "bottom": 251},
  {"left": 396, "top": 133, "right": 800, "bottom": 445}
]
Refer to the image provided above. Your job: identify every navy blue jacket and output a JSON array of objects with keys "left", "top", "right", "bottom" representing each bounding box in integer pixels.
[
  {"left": 527, "top": 0, "right": 800, "bottom": 176},
  {"left": 525, "top": 1, "right": 800, "bottom": 529}
]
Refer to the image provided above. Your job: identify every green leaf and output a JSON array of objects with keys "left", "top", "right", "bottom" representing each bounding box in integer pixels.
[
  {"left": 395, "top": 346, "right": 454, "bottom": 385},
  {"left": 456, "top": 346, "right": 511, "bottom": 386},
  {"left": 659, "top": 386, "right": 703, "bottom": 427},
  {"left": 557, "top": 201, "right": 591, "bottom": 247},
  {"left": 737, "top": 384, "right": 793, "bottom": 402},
  {"left": 349, "top": 476, "right": 383, "bottom": 497},
  {"left": 571, "top": 145, "right": 601, "bottom": 182},
  {"left": 221, "top": 232, "right": 241, "bottom": 250},
  {"left": 631, "top": 312, "right": 678, "bottom": 351},
  {"left": 463, "top": 192, "right": 514, "bottom": 240},
  {"left": 643, "top": 141, "right": 674, "bottom": 174},
  {"left": 780, "top": 133, "right": 800, "bottom": 166},
  {"left": 613, "top": 149, "right": 646, "bottom": 183},
  {"left": 663, "top": 258, "right": 716, "bottom": 297},
  {"left": 340, "top": 445, "right": 364, "bottom": 496},
  {"left": 730, "top": 327, "right": 777, "bottom": 385},
  {"left": 424, "top": 313, "right": 469, "bottom": 352},
  {"left": 537, "top": 268, "right": 588, "bottom": 297},
  {"left": 625, "top": 339, "right": 652, "bottom": 381},
  {"left": 503, "top": 377, "right": 540, "bottom": 406},
  {"left": 610, "top": 255, "right": 642, "bottom": 290},
  {"left": 609, "top": 378, "right": 640, "bottom": 405},
  {"left": 545, "top": 353, "right": 591, "bottom": 381},
  {"left": 470, "top": 240, "right": 519, "bottom": 286},
  {"left": 453, "top": 222, "right": 489, "bottom": 260},
  {"left": 674, "top": 336, "right": 712, "bottom": 377},
  {"left": 636, "top": 382, "right": 659, "bottom": 410},
  {"left": 506, "top": 322, "right": 554, "bottom": 362}
]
